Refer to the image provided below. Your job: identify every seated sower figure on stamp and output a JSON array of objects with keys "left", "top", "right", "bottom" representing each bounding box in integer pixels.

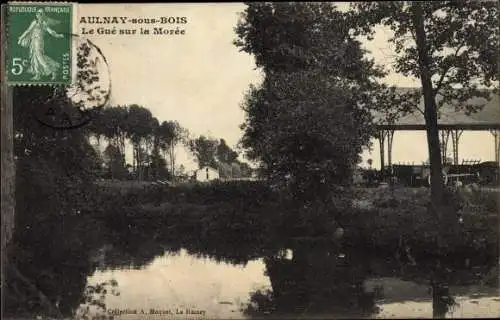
[{"left": 17, "top": 8, "right": 64, "bottom": 81}]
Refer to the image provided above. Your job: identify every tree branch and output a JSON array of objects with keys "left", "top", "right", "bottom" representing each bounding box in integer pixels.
[
  {"left": 433, "top": 43, "right": 466, "bottom": 95},
  {"left": 415, "top": 105, "right": 425, "bottom": 116}
]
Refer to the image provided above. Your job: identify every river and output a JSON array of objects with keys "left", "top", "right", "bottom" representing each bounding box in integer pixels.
[{"left": 78, "top": 245, "right": 499, "bottom": 319}]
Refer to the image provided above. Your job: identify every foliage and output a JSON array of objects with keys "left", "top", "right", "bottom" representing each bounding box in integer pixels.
[
  {"left": 74, "top": 280, "right": 120, "bottom": 320},
  {"left": 348, "top": 1, "right": 499, "bottom": 213},
  {"left": 188, "top": 135, "right": 252, "bottom": 179},
  {"left": 85, "top": 105, "right": 189, "bottom": 181},
  {"left": 348, "top": 187, "right": 498, "bottom": 264},
  {"left": 10, "top": 87, "right": 105, "bottom": 317},
  {"left": 235, "top": 2, "right": 387, "bottom": 199},
  {"left": 157, "top": 120, "right": 188, "bottom": 178},
  {"left": 234, "top": 2, "right": 384, "bottom": 79},
  {"left": 188, "top": 135, "right": 219, "bottom": 168},
  {"left": 6, "top": 40, "right": 114, "bottom": 317},
  {"left": 216, "top": 138, "right": 239, "bottom": 163},
  {"left": 349, "top": 1, "right": 498, "bottom": 107},
  {"left": 102, "top": 144, "right": 127, "bottom": 179}
]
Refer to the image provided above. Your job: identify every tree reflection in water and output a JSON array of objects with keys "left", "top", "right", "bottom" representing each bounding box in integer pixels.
[
  {"left": 6, "top": 198, "right": 497, "bottom": 319},
  {"left": 432, "top": 281, "right": 458, "bottom": 318},
  {"left": 243, "top": 243, "right": 381, "bottom": 318}
]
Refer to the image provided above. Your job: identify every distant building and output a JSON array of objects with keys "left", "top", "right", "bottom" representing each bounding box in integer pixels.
[{"left": 195, "top": 166, "right": 220, "bottom": 182}]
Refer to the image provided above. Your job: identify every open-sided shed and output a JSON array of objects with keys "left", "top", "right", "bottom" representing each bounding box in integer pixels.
[{"left": 372, "top": 88, "right": 500, "bottom": 169}]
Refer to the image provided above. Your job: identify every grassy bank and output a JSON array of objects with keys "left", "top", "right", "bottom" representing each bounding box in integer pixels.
[
  {"left": 93, "top": 180, "right": 498, "bottom": 267},
  {"left": 6, "top": 180, "right": 497, "bottom": 318},
  {"left": 345, "top": 187, "right": 498, "bottom": 268}
]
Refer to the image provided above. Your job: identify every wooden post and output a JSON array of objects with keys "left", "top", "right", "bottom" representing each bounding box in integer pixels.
[
  {"left": 440, "top": 130, "right": 450, "bottom": 164},
  {"left": 451, "top": 129, "right": 463, "bottom": 165},
  {"left": 377, "top": 130, "right": 386, "bottom": 171},
  {"left": 387, "top": 130, "right": 395, "bottom": 172},
  {"left": 497, "top": 131, "right": 500, "bottom": 164},
  {"left": 491, "top": 130, "right": 500, "bottom": 164},
  {"left": 1, "top": 3, "right": 16, "bottom": 309}
]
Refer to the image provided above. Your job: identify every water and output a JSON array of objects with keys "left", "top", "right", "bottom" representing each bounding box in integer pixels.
[
  {"left": 79, "top": 246, "right": 500, "bottom": 319},
  {"left": 365, "top": 278, "right": 500, "bottom": 319},
  {"left": 84, "top": 249, "right": 270, "bottom": 319},
  {"left": 6, "top": 183, "right": 498, "bottom": 319}
]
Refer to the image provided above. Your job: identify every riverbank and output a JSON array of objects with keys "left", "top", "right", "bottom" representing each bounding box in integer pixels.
[
  {"left": 94, "top": 180, "right": 498, "bottom": 268},
  {"left": 5, "top": 180, "right": 497, "bottom": 319}
]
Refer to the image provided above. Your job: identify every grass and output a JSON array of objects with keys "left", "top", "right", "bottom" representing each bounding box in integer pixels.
[
  {"left": 93, "top": 180, "right": 498, "bottom": 267},
  {"left": 346, "top": 186, "right": 498, "bottom": 266},
  {"left": 6, "top": 180, "right": 497, "bottom": 319}
]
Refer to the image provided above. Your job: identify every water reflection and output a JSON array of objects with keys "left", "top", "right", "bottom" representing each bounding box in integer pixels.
[
  {"left": 87, "top": 249, "right": 271, "bottom": 319},
  {"left": 7, "top": 205, "right": 498, "bottom": 319},
  {"left": 83, "top": 242, "right": 499, "bottom": 319},
  {"left": 242, "top": 245, "right": 380, "bottom": 318},
  {"left": 365, "top": 277, "right": 500, "bottom": 319}
]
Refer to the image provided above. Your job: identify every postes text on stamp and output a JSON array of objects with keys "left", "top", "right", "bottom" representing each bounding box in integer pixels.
[{"left": 6, "top": 3, "right": 73, "bottom": 86}]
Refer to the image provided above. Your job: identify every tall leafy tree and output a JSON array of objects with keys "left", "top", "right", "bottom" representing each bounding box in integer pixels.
[
  {"left": 158, "top": 120, "right": 188, "bottom": 179},
  {"left": 239, "top": 162, "right": 254, "bottom": 178},
  {"left": 126, "top": 105, "right": 154, "bottom": 180},
  {"left": 235, "top": 2, "right": 383, "bottom": 197},
  {"left": 103, "top": 144, "right": 127, "bottom": 179},
  {"left": 98, "top": 106, "right": 129, "bottom": 167},
  {"left": 188, "top": 135, "right": 219, "bottom": 169},
  {"left": 217, "top": 161, "right": 233, "bottom": 179},
  {"left": 10, "top": 85, "right": 102, "bottom": 317},
  {"left": 349, "top": 1, "right": 499, "bottom": 220},
  {"left": 216, "top": 139, "right": 239, "bottom": 164},
  {"left": 157, "top": 121, "right": 175, "bottom": 176}
]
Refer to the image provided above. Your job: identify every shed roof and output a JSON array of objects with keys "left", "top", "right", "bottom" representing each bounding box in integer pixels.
[
  {"left": 373, "top": 88, "right": 500, "bottom": 130},
  {"left": 196, "top": 166, "right": 219, "bottom": 171}
]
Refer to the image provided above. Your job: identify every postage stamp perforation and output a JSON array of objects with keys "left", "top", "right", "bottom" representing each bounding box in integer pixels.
[
  {"left": 5, "top": 1, "right": 75, "bottom": 86},
  {"left": 3, "top": 6, "right": 15, "bottom": 85}
]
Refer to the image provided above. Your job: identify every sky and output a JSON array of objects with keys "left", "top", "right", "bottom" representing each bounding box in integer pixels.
[{"left": 77, "top": 3, "right": 497, "bottom": 172}]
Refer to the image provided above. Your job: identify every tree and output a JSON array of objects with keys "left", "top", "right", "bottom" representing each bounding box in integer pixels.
[
  {"left": 103, "top": 144, "right": 127, "bottom": 179},
  {"left": 158, "top": 120, "right": 188, "bottom": 179},
  {"left": 240, "top": 162, "right": 254, "bottom": 178},
  {"left": 349, "top": 3, "right": 499, "bottom": 317},
  {"left": 146, "top": 148, "right": 169, "bottom": 181},
  {"left": 235, "top": 2, "right": 383, "bottom": 199},
  {"left": 126, "top": 105, "right": 154, "bottom": 180},
  {"left": 231, "top": 162, "right": 242, "bottom": 179},
  {"left": 10, "top": 85, "right": 103, "bottom": 317},
  {"left": 234, "top": 2, "right": 384, "bottom": 79},
  {"left": 98, "top": 106, "right": 129, "bottom": 165},
  {"left": 188, "top": 135, "right": 219, "bottom": 169},
  {"left": 349, "top": 1, "right": 499, "bottom": 221},
  {"left": 6, "top": 36, "right": 107, "bottom": 269},
  {"left": 216, "top": 139, "right": 239, "bottom": 164},
  {"left": 217, "top": 161, "right": 233, "bottom": 179}
]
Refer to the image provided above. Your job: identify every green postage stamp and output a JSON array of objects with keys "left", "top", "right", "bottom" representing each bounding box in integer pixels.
[{"left": 5, "top": 2, "right": 75, "bottom": 85}]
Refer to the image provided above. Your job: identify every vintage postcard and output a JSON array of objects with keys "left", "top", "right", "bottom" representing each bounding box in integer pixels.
[{"left": 1, "top": 2, "right": 499, "bottom": 320}]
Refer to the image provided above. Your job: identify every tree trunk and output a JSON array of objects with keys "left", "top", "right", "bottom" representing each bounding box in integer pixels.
[
  {"left": 137, "top": 143, "right": 143, "bottom": 181},
  {"left": 120, "top": 134, "right": 126, "bottom": 167},
  {"left": 170, "top": 144, "right": 175, "bottom": 180},
  {"left": 411, "top": 6, "right": 451, "bottom": 318},
  {"left": 133, "top": 144, "right": 137, "bottom": 179},
  {"left": 432, "top": 279, "right": 452, "bottom": 318},
  {"left": 410, "top": 3, "right": 445, "bottom": 219},
  {"left": 1, "top": 74, "right": 15, "bottom": 301}
]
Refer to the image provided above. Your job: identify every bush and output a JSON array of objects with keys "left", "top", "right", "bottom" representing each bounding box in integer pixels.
[{"left": 345, "top": 187, "right": 498, "bottom": 266}]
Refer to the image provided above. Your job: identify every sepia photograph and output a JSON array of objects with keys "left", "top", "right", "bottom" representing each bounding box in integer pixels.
[{"left": 1, "top": 1, "right": 499, "bottom": 319}]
